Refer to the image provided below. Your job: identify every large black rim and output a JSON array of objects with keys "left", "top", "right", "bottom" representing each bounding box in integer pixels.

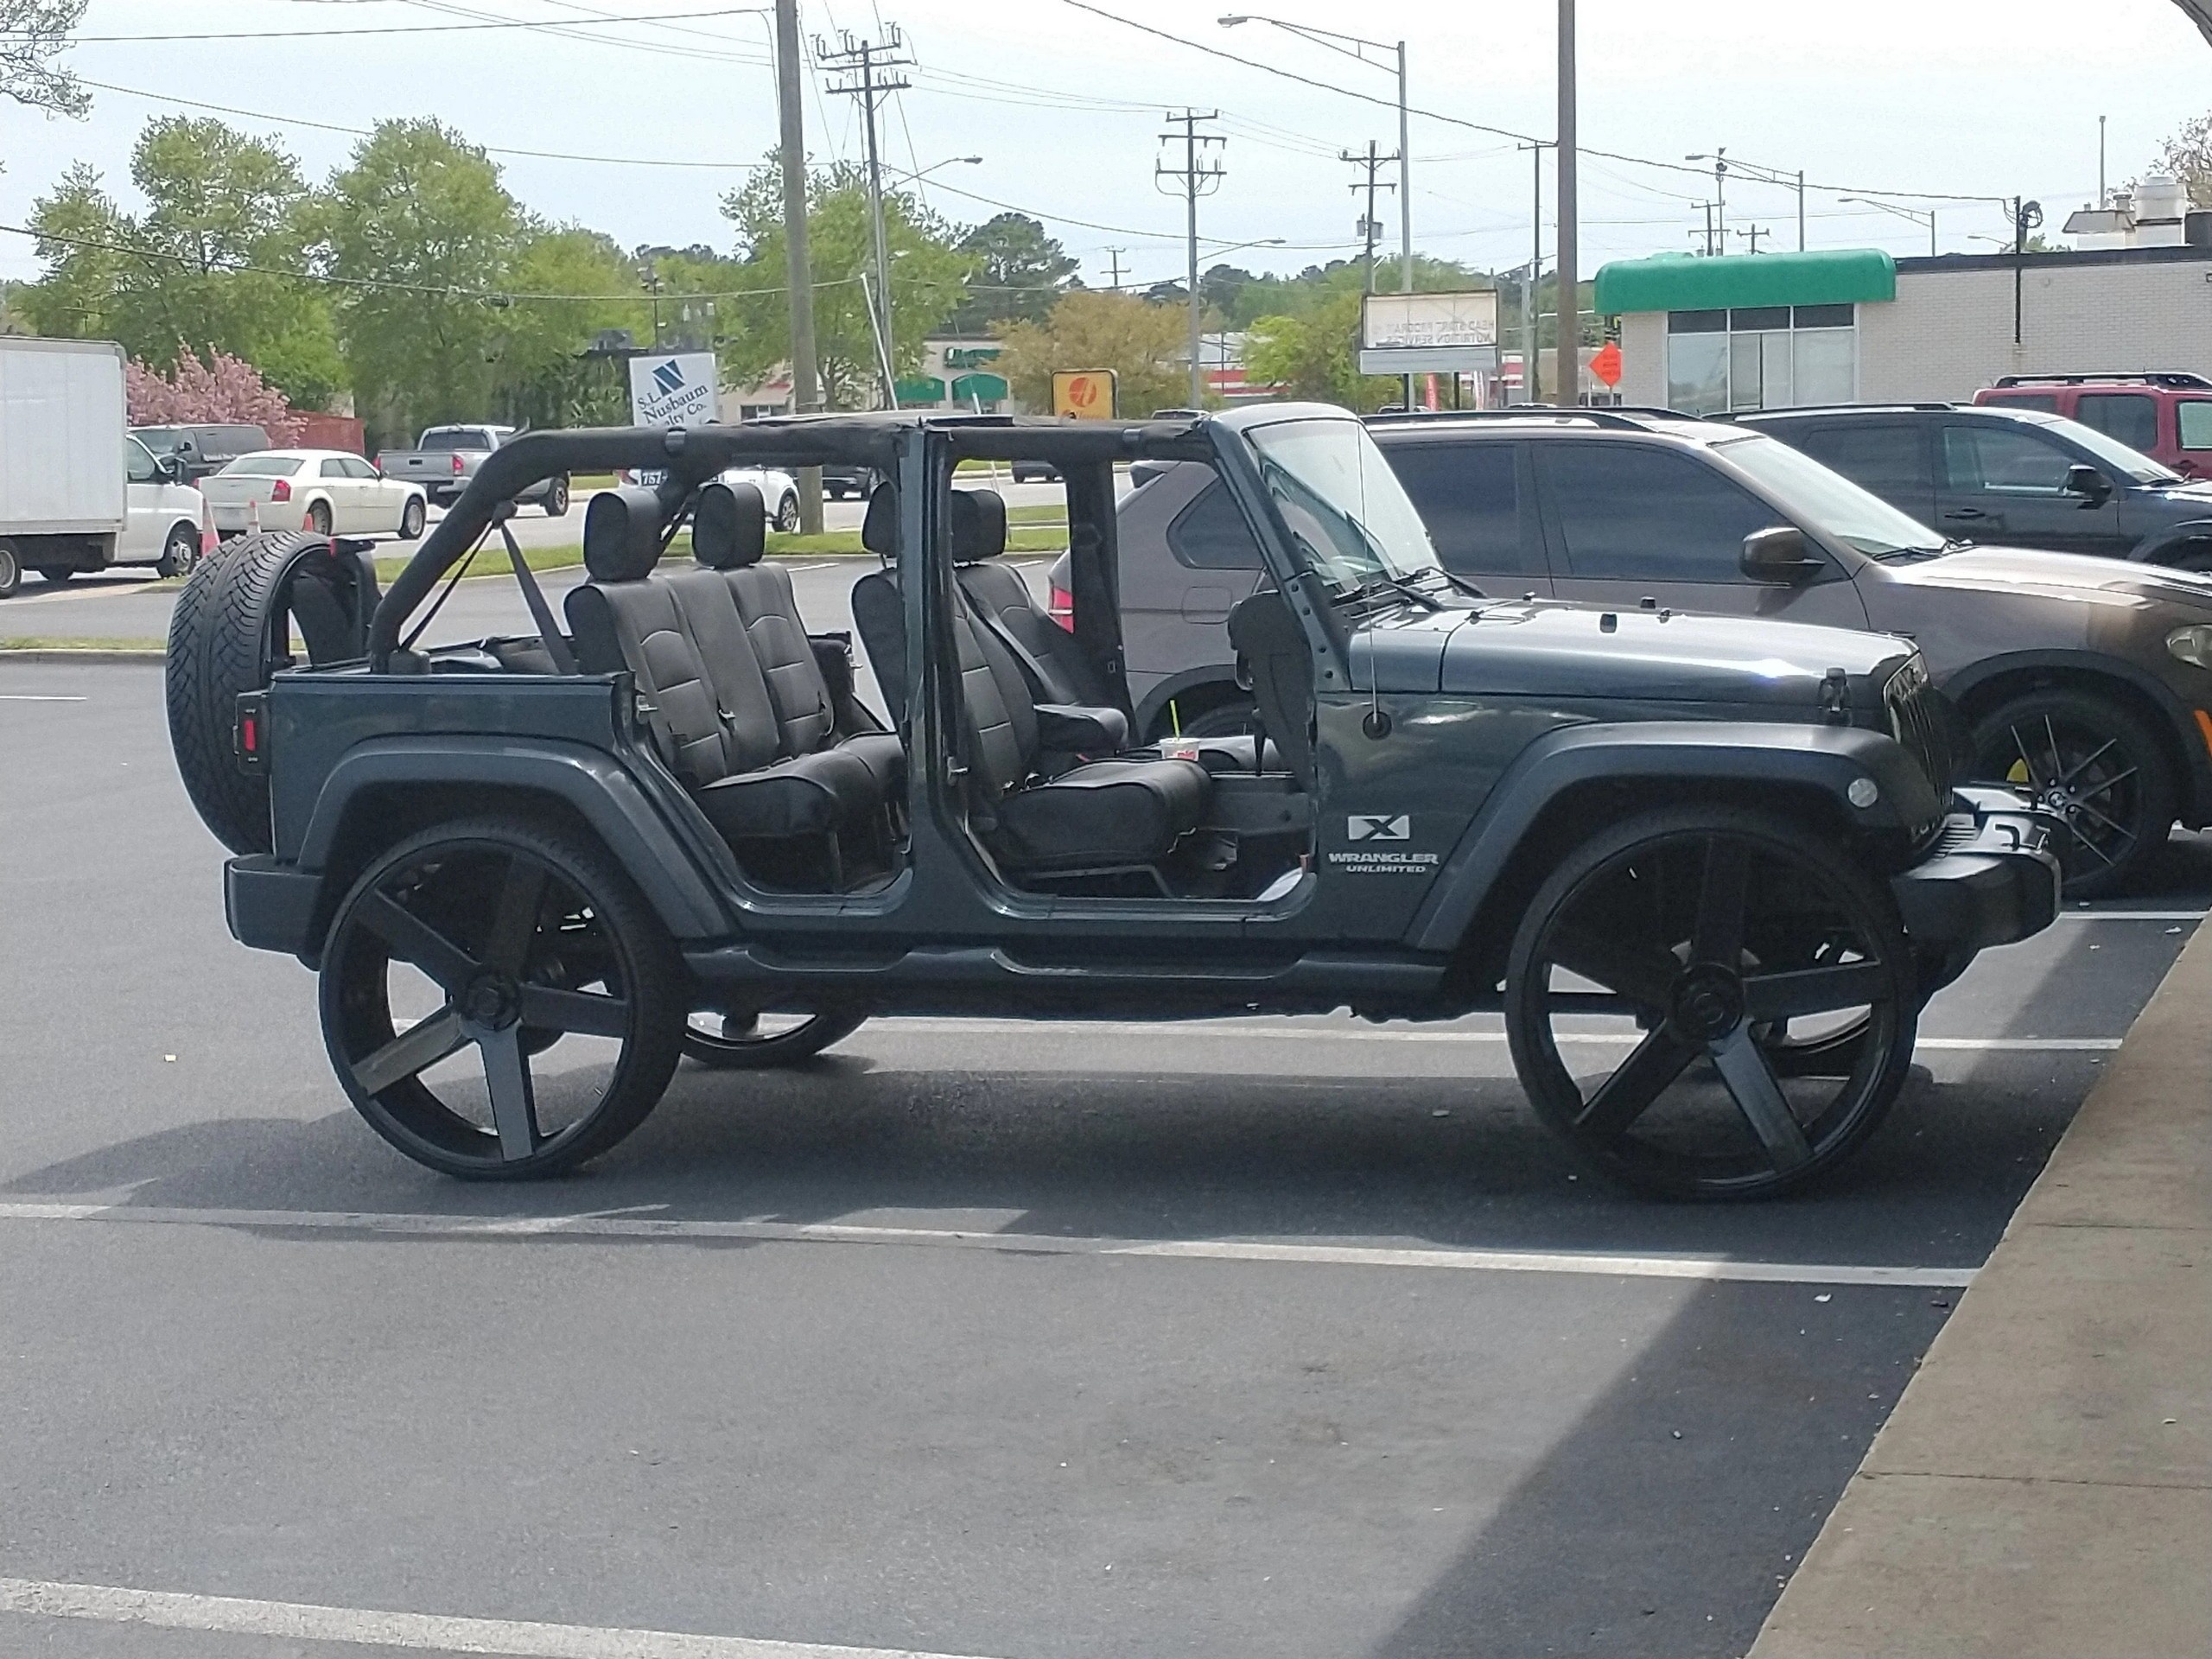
[
  {"left": 1507, "top": 824, "right": 1914, "bottom": 1198},
  {"left": 1977, "top": 710, "right": 2149, "bottom": 887},
  {"left": 323, "top": 836, "right": 652, "bottom": 1173}
]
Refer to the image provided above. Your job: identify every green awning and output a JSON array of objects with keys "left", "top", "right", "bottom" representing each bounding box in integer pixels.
[
  {"left": 950, "top": 372, "right": 1008, "bottom": 403},
  {"left": 1592, "top": 248, "right": 1897, "bottom": 315},
  {"left": 894, "top": 375, "right": 946, "bottom": 405}
]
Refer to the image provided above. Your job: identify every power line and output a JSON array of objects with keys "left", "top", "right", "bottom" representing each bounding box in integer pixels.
[{"left": 3, "top": 5, "right": 767, "bottom": 41}]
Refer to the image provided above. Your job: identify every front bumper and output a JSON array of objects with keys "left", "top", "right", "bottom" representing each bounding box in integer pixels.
[{"left": 1889, "top": 786, "right": 2061, "bottom": 953}]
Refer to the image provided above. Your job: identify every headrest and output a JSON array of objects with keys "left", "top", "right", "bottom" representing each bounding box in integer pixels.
[
  {"left": 950, "top": 488, "right": 1007, "bottom": 563},
  {"left": 861, "top": 480, "right": 899, "bottom": 557},
  {"left": 693, "top": 480, "right": 766, "bottom": 570},
  {"left": 582, "top": 487, "right": 663, "bottom": 582}
]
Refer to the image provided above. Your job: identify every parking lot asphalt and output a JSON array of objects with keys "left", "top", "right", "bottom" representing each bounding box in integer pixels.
[{"left": 2, "top": 660, "right": 2205, "bottom": 1659}]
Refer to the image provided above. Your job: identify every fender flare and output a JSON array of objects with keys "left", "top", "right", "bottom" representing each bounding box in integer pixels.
[
  {"left": 294, "top": 736, "right": 733, "bottom": 942},
  {"left": 1404, "top": 720, "right": 1940, "bottom": 954},
  {"left": 2127, "top": 518, "right": 2212, "bottom": 566}
]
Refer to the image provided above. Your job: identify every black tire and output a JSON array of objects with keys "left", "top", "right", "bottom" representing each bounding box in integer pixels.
[
  {"left": 683, "top": 1007, "right": 865, "bottom": 1069},
  {"left": 165, "top": 530, "right": 354, "bottom": 855},
  {"left": 0, "top": 541, "right": 20, "bottom": 598},
  {"left": 398, "top": 496, "right": 427, "bottom": 540},
  {"left": 543, "top": 476, "right": 570, "bottom": 518},
  {"left": 773, "top": 492, "right": 802, "bottom": 534},
  {"left": 320, "top": 816, "right": 685, "bottom": 1179},
  {"left": 1503, "top": 805, "right": 1916, "bottom": 1201},
  {"left": 156, "top": 524, "right": 199, "bottom": 580},
  {"left": 1970, "top": 688, "right": 2175, "bottom": 899},
  {"left": 1179, "top": 697, "right": 1258, "bottom": 740},
  {"left": 306, "top": 500, "right": 333, "bottom": 537},
  {"left": 37, "top": 566, "right": 74, "bottom": 584}
]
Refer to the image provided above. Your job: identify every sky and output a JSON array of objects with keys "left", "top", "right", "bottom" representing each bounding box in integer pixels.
[{"left": 3, "top": 0, "right": 2212, "bottom": 292}]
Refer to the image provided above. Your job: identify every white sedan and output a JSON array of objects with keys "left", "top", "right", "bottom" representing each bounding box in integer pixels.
[
  {"left": 617, "top": 465, "right": 803, "bottom": 532},
  {"left": 201, "top": 449, "right": 429, "bottom": 541}
]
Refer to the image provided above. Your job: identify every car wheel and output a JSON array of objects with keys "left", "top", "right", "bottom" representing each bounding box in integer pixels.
[
  {"left": 156, "top": 524, "right": 199, "bottom": 580},
  {"left": 320, "top": 815, "right": 685, "bottom": 1179},
  {"left": 543, "top": 476, "right": 570, "bottom": 518},
  {"left": 1174, "top": 697, "right": 1258, "bottom": 740},
  {"left": 36, "top": 566, "right": 74, "bottom": 584},
  {"left": 774, "top": 492, "right": 802, "bottom": 534},
  {"left": 683, "top": 1007, "right": 866, "bottom": 1069},
  {"left": 0, "top": 541, "right": 18, "bottom": 599},
  {"left": 1969, "top": 689, "right": 2175, "bottom": 899},
  {"left": 1503, "top": 804, "right": 1916, "bottom": 1201},
  {"left": 307, "top": 500, "right": 334, "bottom": 537},
  {"left": 398, "top": 496, "right": 427, "bottom": 540}
]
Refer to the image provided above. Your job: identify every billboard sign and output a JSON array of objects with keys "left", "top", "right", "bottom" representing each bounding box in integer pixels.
[
  {"left": 628, "top": 351, "right": 719, "bottom": 429},
  {"left": 1357, "top": 290, "right": 1499, "bottom": 375},
  {"left": 1051, "top": 369, "right": 1117, "bottom": 419}
]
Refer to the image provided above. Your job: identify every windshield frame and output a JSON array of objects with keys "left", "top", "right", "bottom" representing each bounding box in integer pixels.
[
  {"left": 1712, "top": 431, "right": 1950, "bottom": 560},
  {"left": 1223, "top": 411, "right": 1444, "bottom": 594}
]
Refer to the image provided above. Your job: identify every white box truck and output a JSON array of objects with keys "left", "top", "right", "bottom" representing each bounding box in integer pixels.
[{"left": 0, "top": 337, "right": 207, "bottom": 598}]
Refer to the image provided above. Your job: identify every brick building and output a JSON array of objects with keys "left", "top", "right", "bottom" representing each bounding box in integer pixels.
[{"left": 1596, "top": 245, "right": 2212, "bottom": 414}]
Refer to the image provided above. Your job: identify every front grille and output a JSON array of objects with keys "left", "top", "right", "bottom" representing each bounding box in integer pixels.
[{"left": 1883, "top": 656, "right": 1957, "bottom": 792}]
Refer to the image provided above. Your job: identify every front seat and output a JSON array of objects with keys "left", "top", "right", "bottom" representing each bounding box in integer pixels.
[{"left": 1226, "top": 589, "right": 1316, "bottom": 789}]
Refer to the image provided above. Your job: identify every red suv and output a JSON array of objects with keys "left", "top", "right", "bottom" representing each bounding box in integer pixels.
[{"left": 1974, "top": 372, "right": 2212, "bottom": 478}]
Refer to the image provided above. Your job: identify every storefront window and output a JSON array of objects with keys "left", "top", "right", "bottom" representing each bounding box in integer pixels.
[{"left": 1668, "top": 304, "right": 1855, "bottom": 414}]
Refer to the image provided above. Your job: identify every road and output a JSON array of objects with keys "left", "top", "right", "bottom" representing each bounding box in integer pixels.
[{"left": 2, "top": 658, "right": 2203, "bottom": 1658}]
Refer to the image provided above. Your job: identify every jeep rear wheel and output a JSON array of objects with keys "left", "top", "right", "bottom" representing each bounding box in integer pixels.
[
  {"left": 321, "top": 817, "right": 684, "bottom": 1179},
  {"left": 1504, "top": 806, "right": 1916, "bottom": 1201}
]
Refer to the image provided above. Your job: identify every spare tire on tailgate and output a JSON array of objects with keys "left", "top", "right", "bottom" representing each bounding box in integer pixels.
[{"left": 166, "top": 531, "right": 381, "bottom": 855}]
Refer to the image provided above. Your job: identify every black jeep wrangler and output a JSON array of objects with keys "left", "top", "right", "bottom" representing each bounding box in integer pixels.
[{"left": 168, "top": 404, "right": 2059, "bottom": 1199}]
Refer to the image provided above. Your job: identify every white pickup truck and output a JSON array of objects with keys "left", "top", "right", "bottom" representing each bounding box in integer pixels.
[
  {"left": 0, "top": 337, "right": 209, "bottom": 598},
  {"left": 374, "top": 424, "right": 570, "bottom": 515}
]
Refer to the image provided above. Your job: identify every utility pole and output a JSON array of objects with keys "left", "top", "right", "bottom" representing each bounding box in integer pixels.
[
  {"left": 1522, "top": 141, "right": 1545, "bottom": 404},
  {"left": 2099, "top": 115, "right": 2108, "bottom": 207},
  {"left": 773, "top": 0, "right": 822, "bottom": 531},
  {"left": 1556, "top": 0, "right": 1580, "bottom": 410},
  {"left": 1343, "top": 139, "right": 1396, "bottom": 295},
  {"left": 818, "top": 24, "right": 911, "bottom": 410},
  {"left": 1795, "top": 168, "right": 1806, "bottom": 252},
  {"left": 1155, "top": 109, "right": 1224, "bottom": 408},
  {"left": 1736, "top": 223, "right": 1769, "bottom": 254},
  {"left": 1104, "top": 247, "right": 1127, "bottom": 291}
]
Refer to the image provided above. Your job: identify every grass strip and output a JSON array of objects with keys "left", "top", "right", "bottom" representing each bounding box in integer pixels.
[
  {"left": 0, "top": 636, "right": 168, "bottom": 652},
  {"left": 371, "top": 524, "right": 1064, "bottom": 582}
]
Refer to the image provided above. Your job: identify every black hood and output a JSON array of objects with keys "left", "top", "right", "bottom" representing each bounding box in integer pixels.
[{"left": 1354, "top": 601, "right": 1915, "bottom": 715}]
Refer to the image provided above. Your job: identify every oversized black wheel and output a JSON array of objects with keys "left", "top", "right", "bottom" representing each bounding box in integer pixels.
[
  {"left": 0, "top": 540, "right": 19, "bottom": 598},
  {"left": 543, "top": 476, "right": 570, "bottom": 518},
  {"left": 683, "top": 1007, "right": 865, "bottom": 1069},
  {"left": 321, "top": 817, "right": 685, "bottom": 1179},
  {"left": 156, "top": 524, "right": 199, "bottom": 579},
  {"left": 1504, "top": 806, "right": 1917, "bottom": 1201},
  {"left": 398, "top": 495, "right": 428, "bottom": 540},
  {"left": 773, "top": 492, "right": 803, "bottom": 534},
  {"left": 1970, "top": 689, "right": 2174, "bottom": 899}
]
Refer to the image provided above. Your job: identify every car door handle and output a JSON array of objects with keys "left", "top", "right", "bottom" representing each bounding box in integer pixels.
[{"left": 1941, "top": 507, "right": 1988, "bottom": 521}]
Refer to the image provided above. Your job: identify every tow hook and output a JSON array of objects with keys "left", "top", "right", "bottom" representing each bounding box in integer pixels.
[{"left": 1819, "top": 667, "right": 1852, "bottom": 725}]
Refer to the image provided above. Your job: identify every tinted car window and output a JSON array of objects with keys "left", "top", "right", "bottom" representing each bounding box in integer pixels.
[
  {"left": 1537, "top": 442, "right": 1781, "bottom": 581},
  {"left": 2075, "top": 392, "right": 2158, "bottom": 453},
  {"left": 1166, "top": 478, "right": 1262, "bottom": 571},
  {"left": 1987, "top": 392, "right": 2059, "bottom": 413},
  {"left": 1780, "top": 422, "right": 1932, "bottom": 499},
  {"left": 1942, "top": 425, "right": 2073, "bottom": 494},
  {"left": 2179, "top": 401, "right": 2212, "bottom": 452},
  {"left": 418, "top": 429, "right": 494, "bottom": 451},
  {"left": 341, "top": 456, "right": 379, "bottom": 480},
  {"left": 321, "top": 458, "right": 349, "bottom": 478},
  {"left": 1382, "top": 442, "right": 1536, "bottom": 576}
]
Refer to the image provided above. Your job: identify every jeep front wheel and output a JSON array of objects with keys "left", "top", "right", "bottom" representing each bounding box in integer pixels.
[
  {"left": 1503, "top": 806, "right": 1916, "bottom": 1201},
  {"left": 320, "top": 817, "right": 685, "bottom": 1179},
  {"left": 683, "top": 1007, "right": 866, "bottom": 1068}
]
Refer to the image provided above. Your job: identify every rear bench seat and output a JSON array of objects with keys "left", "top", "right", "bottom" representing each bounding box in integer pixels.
[{"left": 564, "top": 486, "right": 899, "bottom": 876}]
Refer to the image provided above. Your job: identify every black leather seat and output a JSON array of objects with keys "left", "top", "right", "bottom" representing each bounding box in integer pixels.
[
  {"left": 563, "top": 487, "right": 891, "bottom": 855},
  {"left": 1226, "top": 588, "right": 1316, "bottom": 789}
]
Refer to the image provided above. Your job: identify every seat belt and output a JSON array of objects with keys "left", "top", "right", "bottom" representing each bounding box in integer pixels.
[{"left": 500, "top": 514, "right": 579, "bottom": 675}]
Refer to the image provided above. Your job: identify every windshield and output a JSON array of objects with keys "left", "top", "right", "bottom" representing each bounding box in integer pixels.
[
  {"left": 219, "top": 455, "right": 302, "bottom": 477},
  {"left": 2024, "top": 412, "right": 2179, "bottom": 484},
  {"left": 1243, "top": 416, "right": 1440, "bottom": 589},
  {"left": 132, "top": 427, "right": 185, "bottom": 449},
  {"left": 1715, "top": 433, "right": 1947, "bottom": 557}
]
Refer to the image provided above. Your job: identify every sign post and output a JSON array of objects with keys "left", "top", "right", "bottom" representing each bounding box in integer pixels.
[{"left": 1051, "top": 370, "right": 1118, "bottom": 420}]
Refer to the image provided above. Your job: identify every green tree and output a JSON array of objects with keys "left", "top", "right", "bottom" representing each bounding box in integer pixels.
[
  {"left": 2, "top": 0, "right": 87, "bottom": 115},
  {"left": 494, "top": 226, "right": 647, "bottom": 429},
  {"left": 719, "top": 156, "right": 976, "bottom": 407},
  {"left": 994, "top": 289, "right": 1187, "bottom": 416},
  {"left": 1243, "top": 289, "right": 1398, "bottom": 410},
  {"left": 19, "top": 119, "right": 344, "bottom": 406},
  {"left": 321, "top": 118, "right": 530, "bottom": 441},
  {"left": 947, "top": 213, "right": 1077, "bottom": 333}
]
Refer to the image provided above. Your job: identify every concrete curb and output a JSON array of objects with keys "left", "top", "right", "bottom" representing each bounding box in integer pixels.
[
  {"left": 1749, "top": 924, "right": 2212, "bottom": 1657},
  {"left": 0, "top": 649, "right": 166, "bottom": 664}
]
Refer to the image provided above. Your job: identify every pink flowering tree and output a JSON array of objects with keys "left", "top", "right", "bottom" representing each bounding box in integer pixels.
[{"left": 125, "top": 351, "right": 305, "bottom": 445}]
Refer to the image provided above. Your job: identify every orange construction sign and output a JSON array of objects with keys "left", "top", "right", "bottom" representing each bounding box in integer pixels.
[
  {"left": 1051, "top": 369, "right": 1117, "bottom": 419},
  {"left": 1590, "top": 341, "right": 1624, "bottom": 388}
]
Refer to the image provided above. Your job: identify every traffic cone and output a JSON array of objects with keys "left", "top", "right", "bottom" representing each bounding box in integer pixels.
[
  {"left": 199, "top": 496, "right": 219, "bottom": 559},
  {"left": 302, "top": 505, "right": 315, "bottom": 531}
]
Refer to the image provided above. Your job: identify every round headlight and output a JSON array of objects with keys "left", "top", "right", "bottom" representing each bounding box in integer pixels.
[{"left": 2168, "top": 624, "right": 2212, "bottom": 669}]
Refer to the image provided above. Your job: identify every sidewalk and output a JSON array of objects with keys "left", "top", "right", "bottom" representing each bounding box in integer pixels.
[{"left": 1750, "top": 925, "right": 2212, "bottom": 1657}]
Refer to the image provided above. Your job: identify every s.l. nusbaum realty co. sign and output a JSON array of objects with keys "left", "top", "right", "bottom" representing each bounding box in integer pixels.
[{"left": 627, "top": 352, "right": 718, "bottom": 428}]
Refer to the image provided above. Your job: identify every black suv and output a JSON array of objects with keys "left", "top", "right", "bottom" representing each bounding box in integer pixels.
[
  {"left": 1737, "top": 402, "right": 2212, "bottom": 569},
  {"left": 165, "top": 406, "right": 2055, "bottom": 1200}
]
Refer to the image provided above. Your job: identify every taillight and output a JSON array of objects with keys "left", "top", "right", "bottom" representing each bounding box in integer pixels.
[
  {"left": 233, "top": 691, "right": 268, "bottom": 774},
  {"left": 451, "top": 453, "right": 466, "bottom": 474},
  {"left": 1048, "top": 582, "right": 1075, "bottom": 631},
  {"left": 270, "top": 478, "right": 290, "bottom": 503}
]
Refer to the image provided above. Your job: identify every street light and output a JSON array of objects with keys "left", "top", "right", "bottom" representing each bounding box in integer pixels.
[
  {"left": 886, "top": 155, "right": 983, "bottom": 187},
  {"left": 1840, "top": 196, "right": 1936, "bottom": 257},
  {"left": 1690, "top": 149, "right": 1808, "bottom": 251}
]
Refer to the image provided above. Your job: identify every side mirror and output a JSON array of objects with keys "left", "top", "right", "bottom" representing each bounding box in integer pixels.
[
  {"left": 2063, "top": 463, "right": 2112, "bottom": 504},
  {"left": 1740, "top": 524, "right": 1825, "bottom": 585}
]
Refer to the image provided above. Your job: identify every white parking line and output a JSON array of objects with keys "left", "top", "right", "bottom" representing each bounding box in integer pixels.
[
  {"left": 0, "top": 1201, "right": 1979, "bottom": 1287},
  {"left": 0, "top": 693, "right": 88, "bottom": 702},
  {"left": 868, "top": 1019, "right": 2121, "bottom": 1052},
  {"left": 0, "top": 1576, "right": 999, "bottom": 1659},
  {"left": 2057, "top": 909, "right": 2207, "bottom": 921}
]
